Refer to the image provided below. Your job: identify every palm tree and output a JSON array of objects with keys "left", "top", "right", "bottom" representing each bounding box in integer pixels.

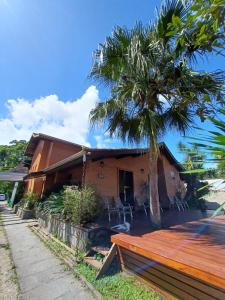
[{"left": 89, "top": 0, "right": 224, "bottom": 227}]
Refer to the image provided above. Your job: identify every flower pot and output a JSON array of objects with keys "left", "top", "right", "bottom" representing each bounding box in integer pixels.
[
  {"left": 20, "top": 208, "right": 35, "bottom": 220},
  {"left": 17, "top": 207, "right": 23, "bottom": 217},
  {"left": 12, "top": 204, "right": 19, "bottom": 214}
]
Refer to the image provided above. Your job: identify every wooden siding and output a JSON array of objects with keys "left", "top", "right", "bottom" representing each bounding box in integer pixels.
[
  {"left": 119, "top": 247, "right": 225, "bottom": 300},
  {"left": 112, "top": 215, "right": 225, "bottom": 299}
]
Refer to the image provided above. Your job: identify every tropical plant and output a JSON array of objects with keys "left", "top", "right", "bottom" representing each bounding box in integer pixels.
[
  {"left": 37, "top": 192, "right": 65, "bottom": 215},
  {"left": 178, "top": 142, "right": 205, "bottom": 171},
  {"left": 63, "top": 185, "right": 102, "bottom": 225},
  {"left": 186, "top": 108, "right": 225, "bottom": 172},
  {"left": 168, "top": 0, "right": 225, "bottom": 57},
  {"left": 181, "top": 109, "right": 225, "bottom": 213},
  {"left": 89, "top": 0, "right": 224, "bottom": 226},
  {"left": 22, "top": 192, "right": 38, "bottom": 210}
]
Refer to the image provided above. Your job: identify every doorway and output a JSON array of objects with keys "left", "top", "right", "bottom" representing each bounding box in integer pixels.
[{"left": 119, "top": 170, "right": 134, "bottom": 206}]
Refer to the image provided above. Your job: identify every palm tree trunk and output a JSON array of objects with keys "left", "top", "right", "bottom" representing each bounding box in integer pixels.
[{"left": 148, "top": 144, "right": 161, "bottom": 228}]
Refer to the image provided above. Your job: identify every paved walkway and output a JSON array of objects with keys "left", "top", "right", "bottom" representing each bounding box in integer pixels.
[{"left": 0, "top": 205, "right": 94, "bottom": 300}]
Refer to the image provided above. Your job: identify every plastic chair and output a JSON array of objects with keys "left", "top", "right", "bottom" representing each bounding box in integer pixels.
[
  {"left": 103, "top": 197, "right": 121, "bottom": 223},
  {"left": 169, "top": 196, "right": 184, "bottom": 211},
  {"left": 115, "top": 197, "right": 133, "bottom": 223}
]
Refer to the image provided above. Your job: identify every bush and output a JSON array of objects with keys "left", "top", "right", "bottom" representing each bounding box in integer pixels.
[
  {"left": 63, "top": 186, "right": 102, "bottom": 225},
  {"left": 37, "top": 192, "right": 64, "bottom": 216},
  {"left": 22, "top": 192, "right": 38, "bottom": 210}
]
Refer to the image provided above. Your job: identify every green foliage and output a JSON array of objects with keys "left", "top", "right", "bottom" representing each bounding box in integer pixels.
[
  {"left": 0, "top": 140, "right": 27, "bottom": 200},
  {"left": 22, "top": 192, "right": 38, "bottom": 210},
  {"left": 37, "top": 192, "right": 65, "bottom": 216},
  {"left": 178, "top": 142, "right": 205, "bottom": 171},
  {"left": 0, "top": 140, "right": 27, "bottom": 171},
  {"left": 168, "top": 0, "right": 225, "bottom": 56},
  {"left": 178, "top": 142, "right": 210, "bottom": 209},
  {"left": 63, "top": 186, "right": 102, "bottom": 225},
  {"left": 38, "top": 185, "right": 102, "bottom": 225},
  {"left": 186, "top": 108, "right": 225, "bottom": 172},
  {"left": 0, "top": 181, "right": 13, "bottom": 199},
  {"left": 181, "top": 109, "right": 225, "bottom": 211},
  {"left": 90, "top": 0, "right": 224, "bottom": 148}
]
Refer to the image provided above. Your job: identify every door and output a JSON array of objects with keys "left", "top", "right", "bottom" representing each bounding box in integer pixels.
[{"left": 119, "top": 170, "right": 134, "bottom": 206}]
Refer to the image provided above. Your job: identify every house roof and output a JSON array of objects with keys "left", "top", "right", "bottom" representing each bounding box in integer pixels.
[
  {"left": 202, "top": 179, "right": 225, "bottom": 191},
  {"left": 25, "top": 136, "right": 183, "bottom": 180},
  {"left": 25, "top": 133, "right": 83, "bottom": 156},
  {"left": 0, "top": 172, "right": 27, "bottom": 182},
  {"left": 0, "top": 162, "right": 28, "bottom": 182}
]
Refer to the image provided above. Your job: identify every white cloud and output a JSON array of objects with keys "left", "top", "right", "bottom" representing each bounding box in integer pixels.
[
  {"left": 94, "top": 132, "right": 128, "bottom": 149},
  {"left": 94, "top": 133, "right": 114, "bottom": 148},
  {"left": 0, "top": 86, "right": 99, "bottom": 145}
]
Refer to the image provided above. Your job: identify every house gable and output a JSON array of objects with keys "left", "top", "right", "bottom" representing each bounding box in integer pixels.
[{"left": 26, "top": 133, "right": 82, "bottom": 173}]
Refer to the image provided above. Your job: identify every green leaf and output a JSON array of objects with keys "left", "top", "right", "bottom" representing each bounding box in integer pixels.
[
  {"left": 213, "top": 19, "right": 219, "bottom": 32},
  {"left": 199, "top": 25, "right": 206, "bottom": 35},
  {"left": 172, "top": 15, "right": 182, "bottom": 30},
  {"left": 166, "top": 31, "right": 177, "bottom": 37},
  {"left": 190, "top": 5, "right": 201, "bottom": 11},
  {"left": 203, "top": 94, "right": 210, "bottom": 102},
  {"left": 181, "top": 169, "right": 207, "bottom": 174}
]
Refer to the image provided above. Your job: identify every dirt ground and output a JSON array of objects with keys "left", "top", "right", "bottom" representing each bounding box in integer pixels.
[{"left": 0, "top": 211, "right": 20, "bottom": 300}]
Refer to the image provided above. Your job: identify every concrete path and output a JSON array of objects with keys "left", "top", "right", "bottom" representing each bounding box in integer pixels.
[{"left": 0, "top": 205, "right": 94, "bottom": 300}]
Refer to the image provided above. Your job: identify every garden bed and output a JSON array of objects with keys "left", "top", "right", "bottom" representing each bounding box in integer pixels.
[
  {"left": 30, "top": 223, "right": 160, "bottom": 300},
  {"left": 36, "top": 211, "right": 111, "bottom": 252}
]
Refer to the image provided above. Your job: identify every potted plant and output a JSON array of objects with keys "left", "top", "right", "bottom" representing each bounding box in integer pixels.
[{"left": 18, "top": 192, "right": 38, "bottom": 219}]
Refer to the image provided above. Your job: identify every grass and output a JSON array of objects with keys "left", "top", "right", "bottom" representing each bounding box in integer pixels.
[
  {"left": 31, "top": 226, "right": 160, "bottom": 300},
  {"left": 75, "top": 263, "right": 160, "bottom": 300}
]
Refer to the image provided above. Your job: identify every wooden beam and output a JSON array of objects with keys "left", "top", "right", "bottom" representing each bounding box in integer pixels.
[{"left": 96, "top": 243, "right": 118, "bottom": 279}]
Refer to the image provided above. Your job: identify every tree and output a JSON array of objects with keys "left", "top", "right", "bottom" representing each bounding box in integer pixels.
[
  {"left": 168, "top": 0, "right": 225, "bottom": 57},
  {"left": 0, "top": 140, "right": 27, "bottom": 171},
  {"left": 178, "top": 142, "right": 209, "bottom": 209},
  {"left": 178, "top": 142, "right": 205, "bottom": 171},
  {"left": 181, "top": 108, "right": 225, "bottom": 211},
  {"left": 0, "top": 140, "right": 27, "bottom": 197},
  {"left": 187, "top": 108, "right": 225, "bottom": 173},
  {"left": 89, "top": 0, "right": 224, "bottom": 227}
]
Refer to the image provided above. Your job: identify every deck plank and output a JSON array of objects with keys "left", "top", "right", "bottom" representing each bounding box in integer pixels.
[{"left": 112, "top": 214, "right": 225, "bottom": 291}]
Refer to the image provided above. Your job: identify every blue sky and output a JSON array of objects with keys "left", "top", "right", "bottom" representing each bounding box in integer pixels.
[{"left": 0, "top": 0, "right": 224, "bottom": 162}]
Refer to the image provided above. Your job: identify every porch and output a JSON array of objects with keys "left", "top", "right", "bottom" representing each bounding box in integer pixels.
[
  {"left": 97, "top": 207, "right": 216, "bottom": 235},
  {"left": 110, "top": 211, "right": 225, "bottom": 299}
]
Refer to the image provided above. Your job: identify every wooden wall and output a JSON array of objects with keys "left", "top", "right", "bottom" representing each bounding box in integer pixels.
[{"left": 118, "top": 247, "right": 225, "bottom": 300}]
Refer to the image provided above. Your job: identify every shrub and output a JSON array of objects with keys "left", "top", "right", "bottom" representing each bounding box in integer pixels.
[
  {"left": 22, "top": 192, "right": 38, "bottom": 210},
  {"left": 63, "top": 185, "right": 102, "bottom": 225},
  {"left": 37, "top": 192, "right": 64, "bottom": 216}
]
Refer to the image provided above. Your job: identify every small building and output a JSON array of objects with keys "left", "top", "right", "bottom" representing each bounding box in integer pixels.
[{"left": 24, "top": 133, "right": 185, "bottom": 209}]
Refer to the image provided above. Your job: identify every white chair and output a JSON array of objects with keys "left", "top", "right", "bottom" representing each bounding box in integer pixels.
[
  {"left": 115, "top": 197, "right": 133, "bottom": 223},
  {"left": 175, "top": 196, "right": 185, "bottom": 211},
  {"left": 169, "top": 196, "right": 184, "bottom": 211},
  {"left": 103, "top": 197, "right": 121, "bottom": 223},
  {"left": 136, "top": 197, "right": 163, "bottom": 216},
  {"left": 180, "top": 194, "right": 190, "bottom": 210}
]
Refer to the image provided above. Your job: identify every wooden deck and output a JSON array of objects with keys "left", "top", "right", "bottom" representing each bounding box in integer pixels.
[{"left": 112, "top": 214, "right": 225, "bottom": 299}]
